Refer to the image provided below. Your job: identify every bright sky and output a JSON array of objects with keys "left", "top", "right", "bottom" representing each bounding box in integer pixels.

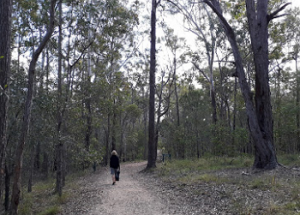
[{"left": 291, "top": 0, "right": 300, "bottom": 8}]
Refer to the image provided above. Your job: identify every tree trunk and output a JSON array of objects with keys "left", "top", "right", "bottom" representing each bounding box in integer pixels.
[
  {"left": 46, "top": 46, "right": 50, "bottom": 94},
  {"left": 34, "top": 142, "right": 41, "bottom": 170},
  {"left": 28, "top": 146, "right": 34, "bottom": 193},
  {"left": 172, "top": 57, "right": 180, "bottom": 127},
  {"left": 42, "top": 152, "right": 49, "bottom": 179},
  {"left": 143, "top": 87, "right": 148, "bottom": 160},
  {"left": 104, "top": 114, "right": 111, "bottom": 165},
  {"left": 155, "top": 96, "right": 162, "bottom": 161},
  {"left": 5, "top": 164, "right": 11, "bottom": 211},
  {"left": 147, "top": 0, "right": 158, "bottom": 168},
  {"left": 296, "top": 57, "right": 300, "bottom": 151},
  {"left": 85, "top": 73, "right": 92, "bottom": 151},
  {"left": 56, "top": 0, "right": 64, "bottom": 196},
  {"left": 0, "top": 0, "right": 12, "bottom": 202},
  {"left": 119, "top": 116, "right": 124, "bottom": 162},
  {"left": 246, "top": 0, "right": 277, "bottom": 169},
  {"left": 204, "top": 0, "right": 278, "bottom": 169},
  {"left": 111, "top": 104, "right": 117, "bottom": 151},
  {"left": 208, "top": 41, "right": 217, "bottom": 124},
  {"left": 85, "top": 12, "right": 93, "bottom": 151},
  {"left": 10, "top": 1, "right": 57, "bottom": 213},
  {"left": 55, "top": 143, "right": 63, "bottom": 196}
]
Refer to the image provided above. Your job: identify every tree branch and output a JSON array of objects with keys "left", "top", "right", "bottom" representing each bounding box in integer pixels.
[
  {"left": 202, "top": 0, "right": 235, "bottom": 38},
  {"left": 69, "top": 39, "right": 94, "bottom": 68},
  {"left": 267, "top": 3, "right": 291, "bottom": 23},
  {"left": 156, "top": 0, "right": 161, "bottom": 7},
  {"left": 192, "top": 62, "right": 210, "bottom": 82},
  {"left": 32, "top": 0, "right": 57, "bottom": 63}
]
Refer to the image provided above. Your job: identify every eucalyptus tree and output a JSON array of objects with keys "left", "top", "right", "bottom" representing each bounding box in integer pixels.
[
  {"left": 162, "top": 26, "right": 188, "bottom": 126},
  {"left": 154, "top": 70, "right": 174, "bottom": 159},
  {"left": 223, "top": 1, "right": 252, "bottom": 150},
  {"left": 180, "top": 88, "right": 211, "bottom": 157},
  {"left": 165, "top": 0, "right": 220, "bottom": 125},
  {"left": 103, "top": 0, "right": 138, "bottom": 153},
  {"left": 202, "top": 0, "right": 290, "bottom": 169},
  {"left": 159, "top": 83, "right": 211, "bottom": 158},
  {"left": 147, "top": 0, "right": 162, "bottom": 169},
  {"left": 78, "top": 0, "right": 140, "bottom": 164},
  {"left": 119, "top": 102, "right": 143, "bottom": 161},
  {"left": 10, "top": 0, "right": 57, "bottom": 213},
  {"left": 129, "top": 52, "right": 150, "bottom": 160},
  {"left": 54, "top": 0, "right": 101, "bottom": 173},
  {"left": 4, "top": 62, "right": 28, "bottom": 211},
  {"left": 55, "top": 0, "right": 64, "bottom": 197},
  {"left": 0, "top": 0, "right": 12, "bottom": 204},
  {"left": 284, "top": 7, "right": 300, "bottom": 151},
  {"left": 156, "top": 26, "right": 189, "bottom": 158},
  {"left": 267, "top": 10, "right": 290, "bottom": 152}
]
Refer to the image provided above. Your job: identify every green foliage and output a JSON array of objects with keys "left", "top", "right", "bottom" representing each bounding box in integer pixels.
[
  {"left": 211, "top": 123, "right": 233, "bottom": 156},
  {"left": 37, "top": 206, "right": 60, "bottom": 215},
  {"left": 55, "top": 193, "right": 69, "bottom": 205},
  {"left": 16, "top": 172, "right": 88, "bottom": 215},
  {"left": 228, "top": 0, "right": 246, "bottom": 21},
  {"left": 124, "top": 104, "right": 142, "bottom": 121},
  {"left": 33, "top": 179, "right": 56, "bottom": 193},
  {"left": 18, "top": 193, "right": 33, "bottom": 215},
  {"left": 69, "top": 144, "right": 104, "bottom": 170},
  {"left": 18, "top": 179, "right": 62, "bottom": 215}
]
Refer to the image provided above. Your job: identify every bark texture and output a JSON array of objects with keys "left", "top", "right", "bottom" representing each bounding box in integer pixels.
[
  {"left": 147, "top": 0, "right": 158, "bottom": 168},
  {"left": 245, "top": 0, "right": 277, "bottom": 169},
  {"left": 0, "top": 0, "right": 12, "bottom": 202},
  {"left": 56, "top": 0, "right": 64, "bottom": 196}
]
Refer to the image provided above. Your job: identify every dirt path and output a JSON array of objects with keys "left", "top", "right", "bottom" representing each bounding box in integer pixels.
[
  {"left": 59, "top": 161, "right": 300, "bottom": 215},
  {"left": 88, "top": 162, "right": 171, "bottom": 215},
  {"left": 60, "top": 162, "right": 178, "bottom": 215}
]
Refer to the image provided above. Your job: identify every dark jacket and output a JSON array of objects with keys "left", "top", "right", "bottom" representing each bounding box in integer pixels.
[{"left": 110, "top": 155, "right": 120, "bottom": 169}]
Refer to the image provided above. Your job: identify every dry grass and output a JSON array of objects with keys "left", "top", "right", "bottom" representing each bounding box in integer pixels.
[{"left": 154, "top": 155, "right": 300, "bottom": 214}]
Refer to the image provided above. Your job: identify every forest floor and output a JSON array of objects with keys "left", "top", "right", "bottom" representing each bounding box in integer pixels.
[{"left": 57, "top": 159, "right": 300, "bottom": 215}]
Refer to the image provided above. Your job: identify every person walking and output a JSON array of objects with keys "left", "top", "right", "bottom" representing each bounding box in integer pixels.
[{"left": 109, "top": 150, "right": 120, "bottom": 185}]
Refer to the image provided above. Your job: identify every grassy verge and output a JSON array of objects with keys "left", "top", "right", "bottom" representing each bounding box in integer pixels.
[
  {"left": 154, "top": 154, "right": 300, "bottom": 215},
  {"left": 16, "top": 172, "right": 84, "bottom": 215},
  {"left": 157, "top": 155, "right": 252, "bottom": 177}
]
